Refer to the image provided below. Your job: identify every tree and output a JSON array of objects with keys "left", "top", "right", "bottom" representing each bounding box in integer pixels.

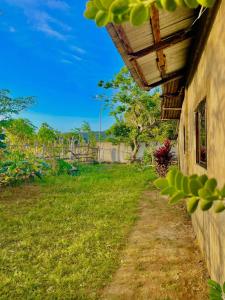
[
  {"left": 71, "top": 128, "right": 85, "bottom": 144},
  {"left": 0, "top": 89, "right": 35, "bottom": 149},
  {"left": 0, "top": 89, "right": 35, "bottom": 120},
  {"left": 99, "top": 67, "right": 176, "bottom": 162},
  {"left": 60, "top": 129, "right": 84, "bottom": 145},
  {"left": 5, "top": 118, "right": 36, "bottom": 145},
  {"left": 80, "top": 121, "right": 97, "bottom": 146},
  {"left": 37, "top": 123, "right": 57, "bottom": 144}
]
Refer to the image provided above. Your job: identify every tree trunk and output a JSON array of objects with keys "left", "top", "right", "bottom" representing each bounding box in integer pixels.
[{"left": 130, "top": 141, "right": 140, "bottom": 163}]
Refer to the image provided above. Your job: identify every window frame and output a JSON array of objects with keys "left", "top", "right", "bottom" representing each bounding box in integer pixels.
[{"left": 195, "top": 98, "right": 207, "bottom": 169}]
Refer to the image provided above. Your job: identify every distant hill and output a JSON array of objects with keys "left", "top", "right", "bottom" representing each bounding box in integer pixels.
[{"left": 81, "top": 131, "right": 107, "bottom": 141}]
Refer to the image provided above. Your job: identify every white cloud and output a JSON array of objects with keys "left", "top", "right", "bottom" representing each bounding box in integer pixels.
[
  {"left": 71, "top": 55, "right": 82, "bottom": 61},
  {"left": 46, "top": 0, "right": 70, "bottom": 10},
  {"left": 29, "top": 10, "right": 70, "bottom": 40},
  {"left": 60, "top": 51, "right": 83, "bottom": 63},
  {"left": 4, "top": 0, "right": 69, "bottom": 11},
  {"left": 71, "top": 45, "right": 86, "bottom": 55},
  {"left": 61, "top": 59, "right": 73, "bottom": 64},
  {"left": 3, "top": 0, "right": 71, "bottom": 40}
]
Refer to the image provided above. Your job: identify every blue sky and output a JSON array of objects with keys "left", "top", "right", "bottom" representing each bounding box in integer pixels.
[{"left": 0, "top": 0, "right": 124, "bottom": 131}]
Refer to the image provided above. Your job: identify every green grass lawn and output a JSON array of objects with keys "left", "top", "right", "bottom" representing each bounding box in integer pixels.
[{"left": 0, "top": 164, "right": 155, "bottom": 299}]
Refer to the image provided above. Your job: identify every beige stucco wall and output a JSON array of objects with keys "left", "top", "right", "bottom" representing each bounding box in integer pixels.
[
  {"left": 178, "top": 1, "right": 225, "bottom": 284},
  {"left": 97, "top": 142, "right": 146, "bottom": 163}
]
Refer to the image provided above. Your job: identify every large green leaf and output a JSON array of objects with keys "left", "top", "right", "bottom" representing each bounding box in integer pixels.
[
  {"left": 154, "top": 178, "right": 169, "bottom": 190},
  {"left": 220, "top": 185, "right": 225, "bottom": 198},
  {"left": 130, "top": 3, "right": 149, "bottom": 27},
  {"left": 200, "top": 199, "right": 213, "bottom": 211},
  {"left": 198, "top": 187, "right": 212, "bottom": 199},
  {"left": 175, "top": 171, "right": 183, "bottom": 190},
  {"left": 161, "top": 0, "right": 177, "bottom": 11},
  {"left": 95, "top": 10, "right": 110, "bottom": 27},
  {"left": 189, "top": 178, "right": 202, "bottom": 196},
  {"left": 161, "top": 186, "right": 176, "bottom": 196},
  {"left": 205, "top": 178, "right": 217, "bottom": 193},
  {"left": 214, "top": 201, "right": 225, "bottom": 213},
  {"left": 199, "top": 174, "right": 208, "bottom": 186},
  {"left": 208, "top": 279, "right": 222, "bottom": 293},
  {"left": 168, "top": 191, "right": 185, "bottom": 205},
  {"left": 166, "top": 169, "right": 177, "bottom": 187},
  {"left": 110, "top": 0, "right": 130, "bottom": 15},
  {"left": 186, "top": 197, "right": 199, "bottom": 214},
  {"left": 182, "top": 175, "right": 190, "bottom": 195}
]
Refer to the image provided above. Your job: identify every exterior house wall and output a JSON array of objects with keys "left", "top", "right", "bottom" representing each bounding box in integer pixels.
[{"left": 178, "top": 1, "right": 225, "bottom": 283}]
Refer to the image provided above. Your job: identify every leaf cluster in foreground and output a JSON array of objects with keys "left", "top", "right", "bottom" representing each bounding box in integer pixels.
[
  {"left": 84, "top": 0, "right": 215, "bottom": 27},
  {"left": 154, "top": 168, "right": 225, "bottom": 214}
]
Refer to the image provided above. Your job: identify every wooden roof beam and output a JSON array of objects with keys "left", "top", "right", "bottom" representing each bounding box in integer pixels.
[
  {"left": 161, "top": 117, "right": 180, "bottom": 120},
  {"left": 162, "top": 107, "right": 182, "bottom": 111},
  {"left": 128, "top": 29, "right": 193, "bottom": 60},
  {"left": 160, "top": 92, "right": 184, "bottom": 98},
  {"left": 150, "top": 5, "right": 166, "bottom": 77},
  {"left": 146, "top": 69, "right": 185, "bottom": 89}
]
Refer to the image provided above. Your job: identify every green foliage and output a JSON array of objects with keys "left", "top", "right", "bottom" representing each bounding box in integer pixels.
[
  {"left": 154, "top": 169, "right": 225, "bottom": 214},
  {"left": 81, "top": 121, "right": 97, "bottom": 146},
  {"left": 106, "top": 122, "right": 131, "bottom": 143},
  {"left": 0, "top": 152, "right": 50, "bottom": 186},
  {"left": 84, "top": 0, "right": 215, "bottom": 27},
  {"left": 99, "top": 67, "right": 176, "bottom": 161},
  {"left": 5, "top": 118, "right": 36, "bottom": 144},
  {"left": 0, "top": 164, "right": 155, "bottom": 299},
  {"left": 141, "top": 146, "right": 154, "bottom": 166},
  {"left": 208, "top": 279, "right": 225, "bottom": 300},
  {"left": 0, "top": 89, "right": 35, "bottom": 120},
  {"left": 55, "top": 159, "right": 78, "bottom": 176},
  {"left": 37, "top": 122, "right": 57, "bottom": 144}
]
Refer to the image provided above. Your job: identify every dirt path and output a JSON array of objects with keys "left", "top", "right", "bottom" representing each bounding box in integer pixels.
[{"left": 102, "top": 189, "right": 209, "bottom": 300}]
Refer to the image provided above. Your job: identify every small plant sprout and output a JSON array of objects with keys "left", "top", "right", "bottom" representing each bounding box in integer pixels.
[{"left": 154, "top": 168, "right": 225, "bottom": 214}]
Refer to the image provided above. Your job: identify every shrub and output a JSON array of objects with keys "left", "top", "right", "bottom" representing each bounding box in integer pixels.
[
  {"left": 154, "top": 139, "right": 174, "bottom": 177},
  {"left": 0, "top": 158, "right": 50, "bottom": 186},
  {"left": 55, "top": 159, "right": 78, "bottom": 176},
  {"left": 0, "top": 150, "right": 50, "bottom": 186}
]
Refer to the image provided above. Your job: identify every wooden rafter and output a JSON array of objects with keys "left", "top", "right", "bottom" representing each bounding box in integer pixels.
[
  {"left": 128, "top": 29, "right": 193, "bottom": 60},
  {"left": 146, "top": 69, "right": 185, "bottom": 89},
  {"left": 160, "top": 92, "right": 183, "bottom": 98},
  {"left": 162, "top": 107, "right": 182, "bottom": 111},
  {"left": 150, "top": 5, "right": 166, "bottom": 77},
  {"left": 161, "top": 117, "right": 180, "bottom": 120}
]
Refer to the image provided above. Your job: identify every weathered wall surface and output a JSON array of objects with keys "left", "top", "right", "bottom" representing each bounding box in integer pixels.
[{"left": 178, "top": 1, "right": 225, "bottom": 283}]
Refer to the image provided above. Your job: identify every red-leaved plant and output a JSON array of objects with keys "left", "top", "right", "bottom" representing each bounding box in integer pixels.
[{"left": 154, "top": 139, "right": 174, "bottom": 177}]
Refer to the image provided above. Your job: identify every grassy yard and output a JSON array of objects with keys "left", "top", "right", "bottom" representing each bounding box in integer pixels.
[{"left": 0, "top": 164, "right": 155, "bottom": 299}]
